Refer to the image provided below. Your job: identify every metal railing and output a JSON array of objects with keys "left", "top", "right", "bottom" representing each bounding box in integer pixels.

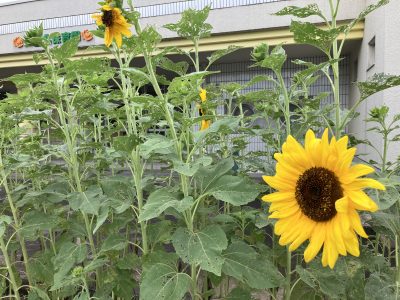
[{"left": 0, "top": 0, "right": 287, "bottom": 35}]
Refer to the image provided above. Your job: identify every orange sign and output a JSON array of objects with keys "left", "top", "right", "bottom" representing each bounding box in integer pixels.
[
  {"left": 13, "top": 29, "right": 94, "bottom": 48},
  {"left": 13, "top": 36, "right": 24, "bottom": 48}
]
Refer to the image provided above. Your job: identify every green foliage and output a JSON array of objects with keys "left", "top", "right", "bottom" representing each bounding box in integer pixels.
[
  {"left": 275, "top": 4, "right": 325, "bottom": 19},
  {"left": 23, "top": 23, "right": 47, "bottom": 47},
  {"left": 252, "top": 43, "right": 287, "bottom": 72},
  {"left": 0, "top": 1, "right": 398, "bottom": 300},
  {"left": 345, "top": 0, "right": 389, "bottom": 35},
  {"left": 290, "top": 21, "right": 346, "bottom": 55},
  {"left": 164, "top": 6, "right": 212, "bottom": 41},
  {"left": 358, "top": 73, "right": 400, "bottom": 100},
  {"left": 141, "top": 253, "right": 191, "bottom": 300},
  {"left": 222, "top": 241, "right": 283, "bottom": 289},
  {"left": 139, "top": 188, "right": 193, "bottom": 222},
  {"left": 172, "top": 225, "right": 228, "bottom": 275}
]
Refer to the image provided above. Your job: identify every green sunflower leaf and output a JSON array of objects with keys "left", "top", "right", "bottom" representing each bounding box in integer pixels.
[
  {"left": 194, "top": 158, "right": 235, "bottom": 192},
  {"left": 344, "top": 0, "right": 389, "bottom": 35},
  {"left": 290, "top": 21, "right": 346, "bottom": 55},
  {"left": 275, "top": 4, "right": 325, "bottom": 19},
  {"left": 51, "top": 242, "right": 87, "bottom": 291},
  {"left": 140, "top": 254, "right": 191, "bottom": 300},
  {"left": 358, "top": 73, "right": 400, "bottom": 100},
  {"left": 67, "top": 185, "right": 104, "bottom": 216},
  {"left": 251, "top": 43, "right": 287, "bottom": 72},
  {"left": 222, "top": 241, "right": 283, "bottom": 289},
  {"left": 0, "top": 215, "right": 12, "bottom": 238},
  {"left": 208, "top": 175, "right": 261, "bottom": 206},
  {"left": 20, "top": 210, "right": 61, "bottom": 240},
  {"left": 51, "top": 36, "right": 80, "bottom": 62},
  {"left": 164, "top": 6, "right": 212, "bottom": 41},
  {"left": 139, "top": 134, "right": 174, "bottom": 159},
  {"left": 206, "top": 45, "right": 242, "bottom": 70},
  {"left": 225, "top": 287, "right": 252, "bottom": 300},
  {"left": 139, "top": 188, "right": 194, "bottom": 222},
  {"left": 172, "top": 225, "right": 228, "bottom": 275},
  {"left": 172, "top": 156, "right": 212, "bottom": 176}
]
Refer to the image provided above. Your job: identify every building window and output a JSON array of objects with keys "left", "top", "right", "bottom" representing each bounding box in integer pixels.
[{"left": 367, "top": 36, "right": 376, "bottom": 71}]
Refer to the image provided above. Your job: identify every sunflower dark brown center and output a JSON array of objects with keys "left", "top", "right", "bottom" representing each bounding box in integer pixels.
[
  {"left": 295, "top": 167, "right": 343, "bottom": 222},
  {"left": 102, "top": 10, "right": 114, "bottom": 27}
]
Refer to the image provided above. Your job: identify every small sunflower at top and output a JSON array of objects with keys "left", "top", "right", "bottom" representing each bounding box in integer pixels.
[{"left": 92, "top": 0, "right": 133, "bottom": 48}]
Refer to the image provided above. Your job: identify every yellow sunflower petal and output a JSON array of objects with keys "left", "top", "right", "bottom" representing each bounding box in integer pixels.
[
  {"left": 199, "top": 89, "right": 207, "bottom": 102},
  {"left": 321, "top": 225, "right": 340, "bottom": 268},
  {"left": 276, "top": 163, "right": 300, "bottom": 182},
  {"left": 279, "top": 225, "right": 301, "bottom": 245},
  {"left": 318, "top": 129, "right": 330, "bottom": 166},
  {"left": 112, "top": 22, "right": 132, "bottom": 38},
  {"left": 102, "top": 4, "right": 113, "bottom": 11},
  {"left": 114, "top": 32, "right": 123, "bottom": 47},
  {"left": 269, "top": 200, "right": 298, "bottom": 213},
  {"left": 346, "top": 190, "right": 379, "bottom": 212},
  {"left": 343, "top": 232, "right": 360, "bottom": 257},
  {"left": 349, "top": 210, "right": 368, "bottom": 238},
  {"left": 345, "top": 178, "right": 386, "bottom": 191},
  {"left": 274, "top": 153, "right": 307, "bottom": 174},
  {"left": 262, "top": 176, "right": 294, "bottom": 191},
  {"left": 323, "top": 226, "right": 340, "bottom": 268},
  {"left": 304, "top": 224, "right": 326, "bottom": 262},
  {"left": 261, "top": 191, "right": 295, "bottom": 203},
  {"left": 304, "top": 129, "right": 316, "bottom": 153},
  {"left": 335, "top": 147, "right": 357, "bottom": 175},
  {"left": 275, "top": 219, "right": 293, "bottom": 236},
  {"left": 104, "top": 27, "right": 112, "bottom": 47},
  {"left": 336, "top": 135, "right": 349, "bottom": 152},
  {"left": 327, "top": 242, "right": 339, "bottom": 269},
  {"left": 335, "top": 196, "right": 349, "bottom": 213},
  {"left": 92, "top": 14, "right": 103, "bottom": 26},
  {"left": 269, "top": 205, "right": 299, "bottom": 218},
  {"left": 289, "top": 219, "right": 315, "bottom": 251},
  {"left": 331, "top": 217, "right": 347, "bottom": 255},
  {"left": 321, "top": 243, "right": 329, "bottom": 267},
  {"left": 340, "top": 164, "right": 375, "bottom": 183}
]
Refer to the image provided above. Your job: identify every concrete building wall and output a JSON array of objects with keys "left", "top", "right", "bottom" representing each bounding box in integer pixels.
[
  {"left": 0, "top": 0, "right": 365, "bottom": 55},
  {"left": 351, "top": 0, "right": 400, "bottom": 163}
]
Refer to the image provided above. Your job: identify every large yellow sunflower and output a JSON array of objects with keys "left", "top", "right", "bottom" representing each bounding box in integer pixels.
[
  {"left": 262, "top": 129, "right": 385, "bottom": 268},
  {"left": 92, "top": 5, "right": 132, "bottom": 48},
  {"left": 199, "top": 88, "right": 211, "bottom": 131}
]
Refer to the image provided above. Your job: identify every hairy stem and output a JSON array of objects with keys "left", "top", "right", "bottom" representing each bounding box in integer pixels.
[{"left": 0, "top": 237, "right": 21, "bottom": 300}]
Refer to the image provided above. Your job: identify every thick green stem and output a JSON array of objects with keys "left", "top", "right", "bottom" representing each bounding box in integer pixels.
[
  {"left": 191, "top": 264, "right": 198, "bottom": 300},
  {"left": 194, "top": 39, "right": 200, "bottom": 73},
  {"left": 284, "top": 246, "right": 291, "bottom": 300},
  {"left": 332, "top": 59, "right": 341, "bottom": 139},
  {"left": 114, "top": 45, "right": 149, "bottom": 255},
  {"left": 0, "top": 237, "right": 21, "bottom": 300},
  {"left": 396, "top": 235, "right": 400, "bottom": 300},
  {"left": 329, "top": 0, "right": 342, "bottom": 139},
  {"left": 131, "top": 151, "right": 148, "bottom": 255},
  {"left": 276, "top": 71, "right": 292, "bottom": 300},
  {"left": 277, "top": 73, "right": 291, "bottom": 136},
  {"left": 0, "top": 156, "right": 33, "bottom": 286},
  {"left": 382, "top": 131, "right": 388, "bottom": 173}
]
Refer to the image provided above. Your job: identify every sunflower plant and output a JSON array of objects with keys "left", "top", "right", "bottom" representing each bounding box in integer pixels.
[{"left": 0, "top": 0, "right": 399, "bottom": 299}]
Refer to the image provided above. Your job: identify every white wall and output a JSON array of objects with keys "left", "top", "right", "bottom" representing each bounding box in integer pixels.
[
  {"left": 351, "top": 0, "right": 400, "bottom": 164},
  {"left": 0, "top": 0, "right": 365, "bottom": 55}
]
